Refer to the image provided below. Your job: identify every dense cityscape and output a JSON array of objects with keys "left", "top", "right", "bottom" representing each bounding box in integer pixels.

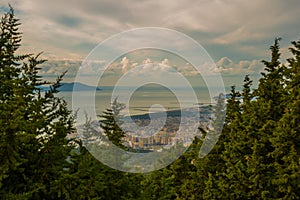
[{"left": 122, "top": 108, "right": 212, "bottom": 150}]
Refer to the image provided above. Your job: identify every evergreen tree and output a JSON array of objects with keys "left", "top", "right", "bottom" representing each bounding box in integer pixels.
[
  {"left": 203, "top": 39, "right": 289, "bottom": 199},
  {"left": 140, "top": 138, "right": 202, "bottom": 200},
  {"left": 64, "top": 144, "right": 142, "bottom": 200},
  {"left": 256, "top": 37, "right": 287, "bottom": 121},
  {"left": 202, "top": 88, "right": 245, "bottom": 199},
  {"left": 241, "top": 75, "right": 253, "bottom": 112},
  {"left": 225, "top": 86, "right": 241, "bottom": 124},
  {"left": 246, "top": 38, "right": 287, "bottom": 198},
  {"left": 2, "top": 6, "right": 299, "bottom": 199},
  {"left": 269, "top": 40, "right": 300, "bottom": 199},
  {"left": 0, "top": 6, "right": 75, "bottom": 199},
  {"left": 99, "top": 98, "right": 127, "bottom": 149},
  {"left": 66, "top": 99, "right": 142, "bottom": 199}
]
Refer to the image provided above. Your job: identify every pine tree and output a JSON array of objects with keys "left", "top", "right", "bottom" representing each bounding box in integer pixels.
[
  {"left": 225, "top": 86, "right": 241, "bottom": 124},
  {"left": 269, "top": 40, "right": 300, "bottom": 199},
  {"left": 63, "top": 144, "right": 142, "bottom": 200},
  {"left": 241, "top": 75, "right": 253, "bottom": 111},
  {"left": 202, "top": 88, "right": 246, "bottom": 199},
  {"left": 245, "top": 38, "right": 287, "bottom": 198},
  {"left": 257, "top": 37, "right": 287, "bottom": 121},
  {"left": 203, "top": 39, "right": 288, "bottom": 199},
  {"left": 0, "top": 6, "right": 75, "bottom": 199},
  {"left": 99, "top": 98, "right": 127, "bottom": 149},
  {"left": 140, "top": 138, "right": 202, "bottom": 200}
]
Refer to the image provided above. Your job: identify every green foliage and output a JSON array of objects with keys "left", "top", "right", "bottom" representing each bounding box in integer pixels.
[
  {"left": 62, "top": 145, "right": 142, "bottom": 200},
  {"left": 0, "top": 6, "right": 75, "bottom": 199},
  {"left": 1, "top": 6, "right": 299, "bottom": 199},
  {"left": 268, "top": 40, "right": 300, "bottom": 199},
  {"left": 201, "top": 39, "right": 300, "bottom": 199},
  {"left": 98, "top": 98, "right": 127, "bottom": 149},
  {"left": 140, "top": 138, "right": 203, "bottom": 200}
]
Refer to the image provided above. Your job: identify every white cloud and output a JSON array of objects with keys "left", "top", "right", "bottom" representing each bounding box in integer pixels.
[
  {"left": 216, "top": 57, "right": 264, "bottom": 75},
  {"left": 216, "top": 57, "right": 233, "bottom": 68},
  {"left": 143, "top": 58, "right": 152, "bottom": 65},
  {"left": 38, "top": 60, "right": 80, "bottom": 77},
  {"left": 36, "top": 55, "right": 266, "bottom": 87},
  {"left": 160, "top": 58, "right": 169, "bottom": 66},
  {"left": 121, "top": 57, "right": 129, "bottom": 72}
]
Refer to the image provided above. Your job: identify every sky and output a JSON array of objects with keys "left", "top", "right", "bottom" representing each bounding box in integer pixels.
[{"left": 1, "top": 0, "right": 300, "bottom": 87}]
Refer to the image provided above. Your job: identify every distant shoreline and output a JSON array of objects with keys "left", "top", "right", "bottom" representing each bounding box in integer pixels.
[
  {"left": 39, "top": 82, "right": 101, "bottom": 92},
  {"left": 123, "top": 105, "right": 213, "bottom": 120}
]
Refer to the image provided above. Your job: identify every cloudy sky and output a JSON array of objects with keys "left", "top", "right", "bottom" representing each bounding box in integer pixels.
[{"left": 1, "top": 0, "right": 300, "bottom": 86}]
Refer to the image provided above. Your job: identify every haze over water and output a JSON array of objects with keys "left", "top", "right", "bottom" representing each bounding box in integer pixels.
[{"left": 58, "top": 85, "right": 216, "bottom": 124}]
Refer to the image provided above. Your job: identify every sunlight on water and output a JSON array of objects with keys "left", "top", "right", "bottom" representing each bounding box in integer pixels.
[{"left": 57, "top": 85, "right": 216, "bottom": 124}]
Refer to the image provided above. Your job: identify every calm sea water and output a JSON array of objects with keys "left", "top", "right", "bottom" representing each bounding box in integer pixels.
[{"left": 57, "top": 86, "right": 217, "bottom": 124}]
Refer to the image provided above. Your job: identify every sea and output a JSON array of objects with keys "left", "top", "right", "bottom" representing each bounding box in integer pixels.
[{"left": 56, "top": 86, "right": 225, "bottom": 124}]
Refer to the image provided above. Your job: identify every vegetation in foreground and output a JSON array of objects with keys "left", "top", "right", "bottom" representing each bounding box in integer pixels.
[{"left": 0, "top": 6, "right": 299, "bottom": 199}]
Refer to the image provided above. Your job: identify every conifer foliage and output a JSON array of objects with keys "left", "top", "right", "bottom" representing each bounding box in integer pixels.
[
  {"left": 1, "top": 6, "right": 299, "bottom": 199},
  {"left": 0, "top": 6, "right": 75, "bottom": 199},
  {"left": 99, "top": 98, "right": 127, "bottom": 149},
  {"left": 201, "top": 39, "right": 300, "bottom": 199}
]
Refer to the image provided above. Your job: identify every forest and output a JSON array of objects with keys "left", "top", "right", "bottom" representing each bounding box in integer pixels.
[{"left": 0, "top": 7, "right": 299, "bottom": 200}]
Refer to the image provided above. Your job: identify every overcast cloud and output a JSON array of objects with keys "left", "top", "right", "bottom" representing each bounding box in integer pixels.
[{"left": 1, "top": 0, "right": 299, "bottom": 80}]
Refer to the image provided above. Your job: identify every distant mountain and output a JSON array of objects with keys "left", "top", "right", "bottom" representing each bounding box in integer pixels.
[{"left": 40, "top": 82, "right": 101, "bottom": 92}]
